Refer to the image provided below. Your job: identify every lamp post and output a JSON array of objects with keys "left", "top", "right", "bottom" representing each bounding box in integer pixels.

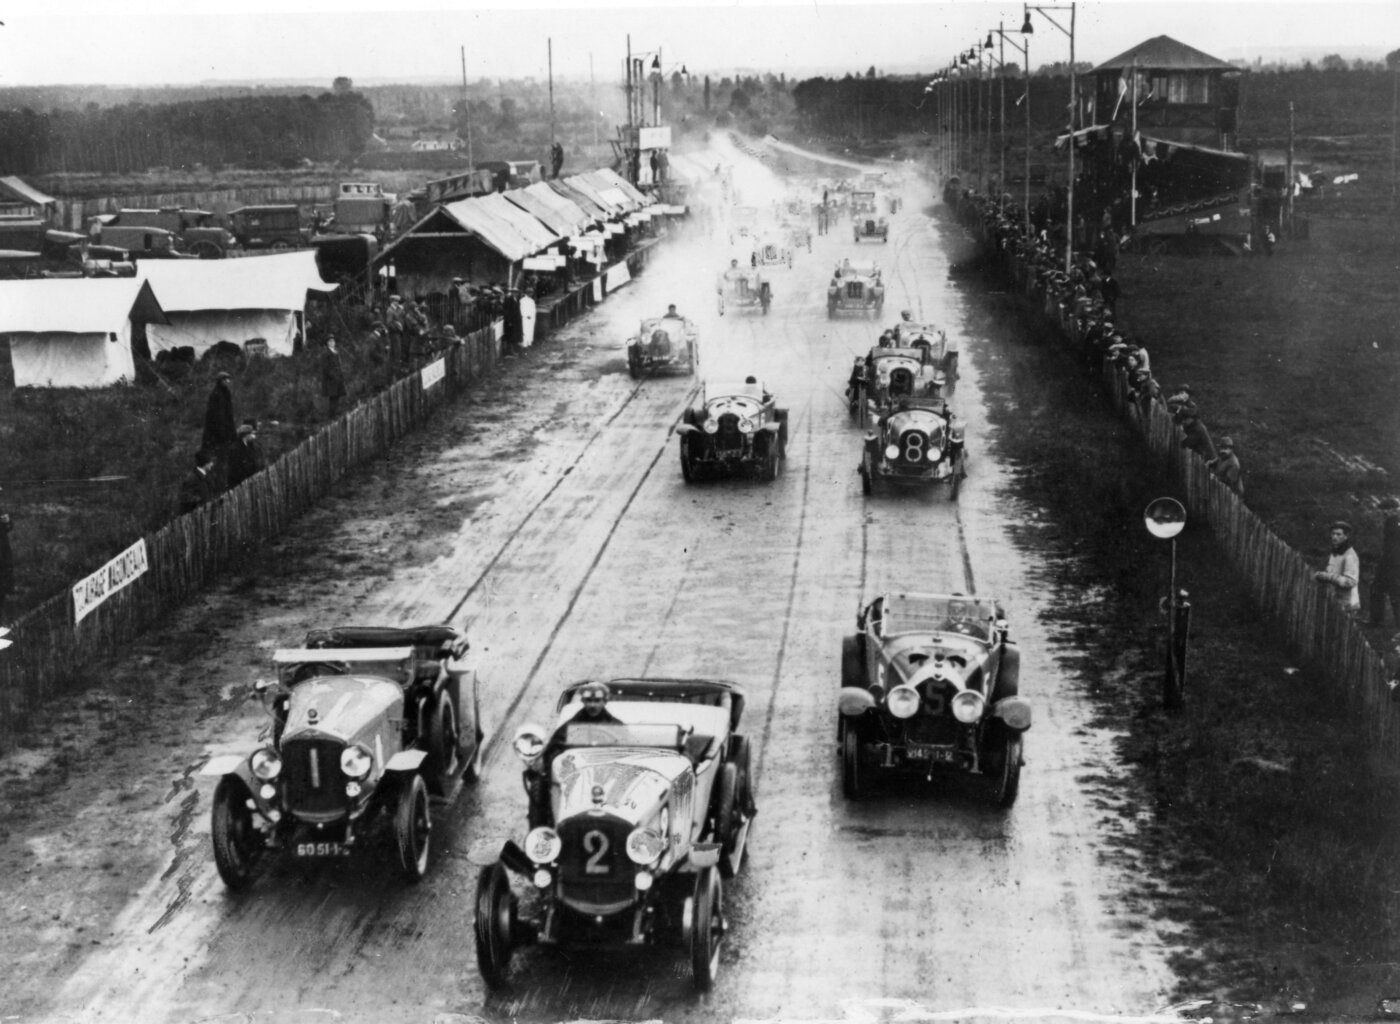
[
  {"left": 992, "top": 24, "right": 1031, "bottom": 235},
  {"left": 1023, "top": 1, "right": 1076, "bottom": 273},
  {"left": 1145, "top": 497, "right": 1191, "bottom": 709}
]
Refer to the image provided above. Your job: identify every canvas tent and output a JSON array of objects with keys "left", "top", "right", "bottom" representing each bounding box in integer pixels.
[
  {"left": 139, "top": 251, "right": 336, "bottom": 357},
  {"left": 0, "top": 278, "right": 168, "bottom": 387}
]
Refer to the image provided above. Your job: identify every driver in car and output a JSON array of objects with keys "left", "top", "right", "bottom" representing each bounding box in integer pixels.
[{"left": 524, "top": 683, "right": 619, "bottom": 827}]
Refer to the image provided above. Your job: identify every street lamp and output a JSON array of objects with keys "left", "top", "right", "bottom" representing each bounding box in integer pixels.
[
  {"left": 1145, "top": 497, "right": 1191, "bottom": 709},
  {"left": 1023, "top": 1, "right": 1077, "bottom": 273},
  {"left": 992, "top": 23, "right": 1032, "bottom": 235}
]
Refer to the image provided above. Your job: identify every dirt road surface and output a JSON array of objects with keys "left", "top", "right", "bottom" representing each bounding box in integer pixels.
[{"left": 0, "top": 147, "right": 1190, "bottom": 1024}]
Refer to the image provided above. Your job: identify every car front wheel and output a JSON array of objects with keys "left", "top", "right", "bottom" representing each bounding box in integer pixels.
[
  {"left": 860, "top": 451, "right": 875, "bottom": 496},
  {"left": 690, "top": 866, "right": 724, "bottom": 990},
  {"left": 211, "top": 777, "right": 262, "bottom": 892},
  {"left": 841, "top": 724, "right": 864, "bottom": 799},
  {"left": 425, "top": 690, "right": 462, "bottom": 795},
  {"left": 991, "top": 733, "right": 1023, "bottom": 809},
  {"left": 475, "top": 862, "right": 516, "bottom": 988},
  {"left": 393, "top": 773, "right": 432, "bottom": 883}
]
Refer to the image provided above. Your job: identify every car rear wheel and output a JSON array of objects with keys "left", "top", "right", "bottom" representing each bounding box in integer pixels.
[
  {"left": 689, "top": 866, "right": 723, "bottom": 990},
  {"left": 841, "top": 723, "right": 864, "bottom": 799},
  {"left": 714, "top": 762, "right": 740, "bottom": 876},
  {"left": 949, "top": 460, "right": 962, "bottom": 501},
  {"left": 426, "top": 690, "right": 462, "bottom": 795},
  {"left": 190, "top": 240, "right": 224, "bottom": 260},
  {"left": 393, "top": 773, "right": 432, "bottom": 883},
  {"left": 627, "top": 347, "right": 642, "bottom": 379},
  {"left": 991, "top": 734, "right": 1023, "bottom": 809},
  {"left": 860, "top": 451, "right": 874, "bottom": 496},
  {"left": 475, "top": 862, "right": 516, "bottom": 989},
  {"left": 211, "top": 777, "right": 262, "bottom": 892},
  {"left": 680, "top": 437, "right": 696, "bottom": 483}
]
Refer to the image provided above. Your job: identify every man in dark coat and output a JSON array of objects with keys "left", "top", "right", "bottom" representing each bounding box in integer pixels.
[
  {"left": 1179, "top": 411, "right": 1217, "bottom": 463},
  {"left": 227, "top": 420, "right": 266, "bottom": 489},
  {"left": 321, "top": 335, "right": 347, "bottom": 417},
  {"left": 1371, "top": 498, "right": 1400, "bottom": 627},
  {"left": 201, "top": 371, "right": 237, "bottom": 460},
  {"left": 0, "top": 502, "right": 14, "bottom": 624},
  {"left": 177, "top": 449, "right": 217, "bottom": 514}
]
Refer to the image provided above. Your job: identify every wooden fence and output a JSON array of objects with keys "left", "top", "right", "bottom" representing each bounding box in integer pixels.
[
  {"left": 0, "top": 240, "right": 662, "bottom": 741},
  {"left": 980, "top": 222, "right": 1400, "bottom": 762}
]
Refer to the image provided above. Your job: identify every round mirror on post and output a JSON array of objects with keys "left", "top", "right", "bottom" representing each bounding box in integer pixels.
[{"left": 1144, "top": 497, "right": 1186, "bottom": 540}]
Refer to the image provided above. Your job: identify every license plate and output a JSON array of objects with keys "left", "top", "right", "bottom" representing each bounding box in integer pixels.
[
  {"left": 294, "top": 841, "right": 350, "bottom": 858},
  {"left": 907, "top": 746, "right": 957, "bottom": 764}
]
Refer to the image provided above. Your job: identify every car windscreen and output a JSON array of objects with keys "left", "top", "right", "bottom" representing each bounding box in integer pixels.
[
  {"left": 885, "top": 595, "right": 996, "bottom": 640},
  {"left": 562, "top": 721, "right": 685, "bottom": 750}
]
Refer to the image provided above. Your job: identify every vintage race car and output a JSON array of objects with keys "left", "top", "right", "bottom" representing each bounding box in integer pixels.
[
  {"left": 892, "top": 320, "right": 956, "bottom": 375},
  {"left": 783, "top": 217, "right": 813, "bottom": 253},
  {"left": 850, "top": 190, "right": 879, "bottom": 217},
  {"left": 475, "top": 678, "right": 756, "bottom": 990},
  {"left": 847, "top": 345, "right": 946, "bottom": 425},
  {"left": 728, "top": 205, "right": 759, "bottom": 244},
  {"left": 628, "top": 314, "right": 698, "bottom": 378},
  {"left": 751, "top": 237, "right": 794, "bottom": 268},
  {"left": 840, "top": 592, "right": 1029, "bottom": 806},
  {"left": 859, "top": 396, "right": 965, "bottom": 498},
  {"left": 852, "top": 200, "right": 889, "bottom": 243},
  {"left": 717, "top": 261, "right": 772, "bottom": 315},
  {"left": 828, "top": 259, "right": 885, "bottom": 318},
  {"left": 202, "top": 625, "right": 483, "bottom": 890},
  {"left": 677, "top": 378, "right": 789, "bottom": 482}
]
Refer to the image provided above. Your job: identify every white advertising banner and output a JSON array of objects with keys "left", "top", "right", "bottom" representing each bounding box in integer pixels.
[
  {"left": 638, "top": 126, "right": 671, "bottom": 150},
  {"left": 604, "top": 262, "right": 632, "bottom": 292},
  {"left": 420, "top": 357, "right": 446, "bottom": 390},
  {"left": 73, "top": 539, "right": 149, "bottom": 624},
  {"left": 592, "top": 279, "right": 604, "bottom": 303}
]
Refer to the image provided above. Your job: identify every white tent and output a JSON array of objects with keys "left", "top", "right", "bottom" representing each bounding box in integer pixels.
[
  {"left": 0, "top": 278, "right": 168, "bottom": 388},
  {"left": 140, "top": 251, "right": 337, "bottom": 358}
]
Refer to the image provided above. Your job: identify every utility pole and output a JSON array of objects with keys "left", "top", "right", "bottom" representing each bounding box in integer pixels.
[
  {"left": 1287, "top": 100, "right": 1295, "bottom": 235},
  {"left": 548, "top": 38, "right": 556, "bottom": 151},
  {"left": 460, "top": 45, "right": 473, "bottom": 167},
  {"left": 591, "top": 52, "right": 599, "bottom": 155}
]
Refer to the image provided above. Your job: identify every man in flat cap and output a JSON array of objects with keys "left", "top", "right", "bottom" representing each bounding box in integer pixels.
[{"left": 1315, "top": 520, "right": 1361, "bottom": 615}]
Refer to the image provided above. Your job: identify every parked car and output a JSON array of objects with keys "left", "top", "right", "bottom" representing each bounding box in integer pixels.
[
  {"left": 859, "top": 396, "right": 965, "bottom": 498},
  {"left": 847, "top": 345, "right": 946, "bottom": 426},
  {"left": 717, "top": 259, "right": 772, "bottom": 315},
  {"left": 677, "top": 378, "right": 789, "bottom": 482},
  {"left": 627, "top": 312, "right": 698, "bottom": 378},
  {"left": 827, "top": 259, "right": 885, "bottom": 318},
  {"left": 101, "top": 207, "right": 235, "bottom": 258},
  {"left": 201, "top": 624, "right": 483, "bottom": 890},
  {"left": 475, "top": 677, "right": 756, "bottom": 990},
  {"left": 839, "top": 591, "right": 1029, "bottom": 805}
]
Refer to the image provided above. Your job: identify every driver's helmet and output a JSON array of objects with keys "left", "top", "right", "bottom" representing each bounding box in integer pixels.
[{"left": 579, "top": 683, "right": 610, "bottom": 714}]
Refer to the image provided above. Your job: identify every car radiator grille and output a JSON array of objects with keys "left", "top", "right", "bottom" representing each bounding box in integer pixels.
[
  {"left": 715, "top": 414, "right": 743, "bottom": 451},
  {"left": 558, "top": 819, "right": 634, "bottom": 911},
  {"left": 280, "top": 738, "right": 348, "bottom": 817}
]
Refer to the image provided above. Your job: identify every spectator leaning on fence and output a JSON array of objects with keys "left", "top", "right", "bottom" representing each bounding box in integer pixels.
[
  {"left": 1207, "top": 436, "right": 1243, "bottom": 494},
  {"left": 177, "top": 449, "right": 217, "bottom": 515},
  {"left": 1315, "top": 521, "right": 1361, "bottom": 614},
  {"left": 227, "top": 420, "right": 265, "bottom": 490},
  {"left": 1178, "top": 410, "right": 1217, "bottom": 463}
]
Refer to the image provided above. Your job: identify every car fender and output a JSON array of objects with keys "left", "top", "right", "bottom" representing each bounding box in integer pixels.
[
  {"left": 202, "top": 753, "right": 249, "bottom": 778},
  {"left": 992, "top": 696, "right": 1032, "bottom": 732},
  {"left": 838, "top": 686, "right": 877, "bottom": 717},
  {"left": 758, "top": 422, "right": 781, "bottom": 434},
  {"left": 386, "top": 749, "right": 429, "bottom": 772},
  {"left": 676, "top": 422, "right": 701, "bottom": 436}
]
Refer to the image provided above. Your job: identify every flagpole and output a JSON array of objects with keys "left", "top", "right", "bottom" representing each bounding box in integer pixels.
[{"left": 1131, "top": 58, "right": 1138, "bottom": 228}]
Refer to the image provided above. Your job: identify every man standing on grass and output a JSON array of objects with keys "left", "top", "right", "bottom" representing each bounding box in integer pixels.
[
  {"left": 1315, "top": 521, "right": 1361, "bottom": 615},
  {"left": 1370, "top": 498, "right": 1400, "bottom": 627},
  {"left": 321, "top": 335, "right": 347, "bottom": 419},
  {"left": 201, "top": 371, "right": 237, "bottom": 482}
]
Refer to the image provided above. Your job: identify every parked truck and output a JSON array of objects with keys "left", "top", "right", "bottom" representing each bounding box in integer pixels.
[
  {"left": 332, "top": 181, "right": 392, "bottom": 240},
  {"left": 227, "top": 205, "right": 308, "bottom": 251},
  {"left": 93, "top": 207, "right": 234, "bottom": 258}
]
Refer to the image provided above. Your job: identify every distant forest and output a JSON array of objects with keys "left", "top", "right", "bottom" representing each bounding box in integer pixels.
[{"left": 0, "top": 63, "right": 1394, "bottom": 177}]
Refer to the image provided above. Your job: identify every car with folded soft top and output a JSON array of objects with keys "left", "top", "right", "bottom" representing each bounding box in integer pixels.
[
  {"left": 202, "top": 624, "right": 483, "bottom": 890},
  {"left": 628, "top": 313, "right": 698, "bottom": 378},
  {"left": 839, "top": 591, "right": 1029, "bottom": 805},
  {"left": 474, "top": 677, "right": 756, "bottom": 990},
  {"left": 677, "top": 378, "right": 789, "bottom": 482}
]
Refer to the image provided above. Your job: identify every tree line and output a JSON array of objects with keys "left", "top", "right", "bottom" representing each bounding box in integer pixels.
[{"left": 0, "top": 90, "right": 374, "bottom": 176}]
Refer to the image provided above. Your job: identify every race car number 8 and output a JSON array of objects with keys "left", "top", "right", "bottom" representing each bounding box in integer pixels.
[
  {"left": 583, "top": 830, "right": 611, "bottom": 874},
  {"left": 904, "top": 434, "right": 925, "bottom": 462}
]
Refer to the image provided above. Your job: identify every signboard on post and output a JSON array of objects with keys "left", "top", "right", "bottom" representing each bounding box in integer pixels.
[
  {"left": 638, "top": 126, "right": 671, "bottom": 151},
  {"left": 73, "top": 539, "right": 149, "bottom": 624},
  {"left": 420, "top": 357, "right": 446, "bottom": 390}
]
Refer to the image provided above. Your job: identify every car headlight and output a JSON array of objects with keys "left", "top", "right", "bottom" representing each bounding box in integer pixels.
[
  {"left": 886, "top": 685, "right": 920, "bottom": 719},
  {"left": 339, "top": 744, "right": 372, "bottom": 780},
  {"left": 738, "top": 417, "right": 755, "bottom": 434},
  {"left": 885, "top": 443, "right": 900, "bottom": 460},
  {"left": 626, "top": 827, "right": 668, "bottom": 865},
  {"left": 250, "top": 748, "right": 281, "bottom": 780},
  {"left": 703, "top": 417, "right": 719, "bottom": 434},
  {"left": 951, "top": 690, "right": 986, "bottom": 724},
  {"left": 513, "top": 724, "right": 546, "bottom": 761},
  {"left": 524, "top": 826, "right": 562, "bottom": 864}
]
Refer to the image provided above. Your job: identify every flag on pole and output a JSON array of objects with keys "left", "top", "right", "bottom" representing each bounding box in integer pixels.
[{"left": 1110, "top": 74, "right": 1128, "bottom": 121}]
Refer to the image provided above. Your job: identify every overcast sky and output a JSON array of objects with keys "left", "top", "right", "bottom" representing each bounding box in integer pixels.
[{"left": 1, "top": 0, "right": 1396, "bottom": 87}]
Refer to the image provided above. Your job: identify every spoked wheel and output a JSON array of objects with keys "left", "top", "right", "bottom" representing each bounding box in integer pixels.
[
  {"left": 425, "top": 690, "right": 462, "bottom": 795},
  {"left": 393, "top": 773, "right": 432, "bottom": 883},
  {"left": 949, "top": 460, "right": 963, "bottom": 501},
  {"left": 689, "top": 866, "right": 724, "bottom": 990},
  {"left": 475, "top": 862, "right": 516, "bottom": 989},
  {"left": 211, "top": 777, "right": 263, "bottom": 892},
  {"left": 841, "top": 724, "right": 864, "bottom": 799},
  {"left": 991, "top": 733, "right": 1023, "bottom": 809},
  {"left": 860, "top": 451, "right": 874, "bottom": 496},
  {"left": 680, "top": 438, "right": 696, "bottom": 483},
  {"left": 713, "top": 762, "right": 740, "bottom": 877}
]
